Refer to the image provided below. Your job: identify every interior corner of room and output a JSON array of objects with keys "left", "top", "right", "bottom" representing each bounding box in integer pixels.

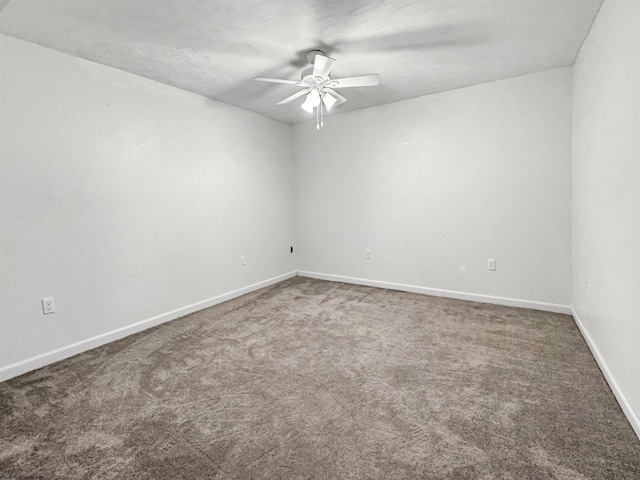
[{"left": 0, "top": 0, "right": 638, "bottom": 453}]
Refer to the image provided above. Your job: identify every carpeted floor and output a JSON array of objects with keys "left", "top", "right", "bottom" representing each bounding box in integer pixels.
[{"left": 1, "top": 277, "right": 639, "bottom": 479}]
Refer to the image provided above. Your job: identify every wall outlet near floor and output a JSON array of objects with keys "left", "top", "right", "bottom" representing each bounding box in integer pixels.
[
  {"left": 366, "top": 249, "right": 372, "bottom": 260},
  {"left": 587, "top": 283, "right": 592, "bottom": 296},
  {"left": 240, "top": 255, "right": 246, "bottom": 266},
  {"left": 41, "top": 297, "right": 55, "bottom": 315},
  {"left": 488, "top": 259, "right": 496, "bottom": 271}
]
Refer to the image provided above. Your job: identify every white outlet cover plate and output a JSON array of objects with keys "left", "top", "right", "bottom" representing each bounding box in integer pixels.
[{"left": 41, "top": 297, "right": 55, "bottom": 314}]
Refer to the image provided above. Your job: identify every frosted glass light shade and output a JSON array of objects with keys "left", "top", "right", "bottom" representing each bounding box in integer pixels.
[
  {"left": 301, "top": 89, "right": 321, "bottom": 113},
  {"left": 322, "top": 91, "right": 337, "bottom": 111}
]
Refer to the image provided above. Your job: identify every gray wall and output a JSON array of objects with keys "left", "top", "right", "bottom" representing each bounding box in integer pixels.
[
  {"left": 572, "top": 0, "right": 640, "bottom": 433},
  {"left": 293, "top": 68, "right": 572, "bottom": 308},
  {"left": 0, "top": 35, "right": 295, "bottom": 374}
]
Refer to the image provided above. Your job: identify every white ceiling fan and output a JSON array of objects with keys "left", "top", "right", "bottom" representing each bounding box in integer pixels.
[{"left": 256, "top": 50, "right": 379, "bottom": 130}]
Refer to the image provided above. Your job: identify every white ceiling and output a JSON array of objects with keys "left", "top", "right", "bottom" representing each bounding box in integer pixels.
[{"left": 0, "top": 0, "right": 602, "bottom": 124}]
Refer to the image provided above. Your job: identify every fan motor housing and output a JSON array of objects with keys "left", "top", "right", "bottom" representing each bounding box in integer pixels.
[{"left": 300, "top": 66, "right": 339, "bottom": 89}]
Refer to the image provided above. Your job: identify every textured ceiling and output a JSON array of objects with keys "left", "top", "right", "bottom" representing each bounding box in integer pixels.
[{"left": 0, "top": 0, "right": 602, "bottom": 124}]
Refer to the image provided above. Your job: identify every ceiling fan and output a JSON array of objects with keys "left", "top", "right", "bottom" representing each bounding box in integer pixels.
[{"left": 256, "top": 50, "right": 379, "bottom": 130}]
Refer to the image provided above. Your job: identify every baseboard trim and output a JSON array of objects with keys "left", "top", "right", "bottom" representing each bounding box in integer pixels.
[
  {"left": 0, "top": 271, "right": 297, "bottom": 383},
  {"left": 297, "top": 271, "right": 572, "bottom": 314},
  {"left": 571, "top": 307, "right": 640, "bottom": 440}
]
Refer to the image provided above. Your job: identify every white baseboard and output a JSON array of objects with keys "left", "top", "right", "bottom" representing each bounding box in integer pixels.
[
  {"left": 571, "top": 307, "right": 640, "bottom": 440},
  {"left": 297, "top": 271, "right": 572, "bottom": 314},
  {"left": 0, "top": 271, "right": 297, "bottom": 383}
]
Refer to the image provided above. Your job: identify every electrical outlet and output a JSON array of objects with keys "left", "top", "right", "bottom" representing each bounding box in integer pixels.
[
  {"left": 587, "top": 283, "right": 592, "bottom": 296},
  {"left": 366, "top": 249, "right": 371, "bottom": 260},
  {"left": 240, "top": 255, "right": 246, "bottom": 266},
  {"left": 488, "top": 259, "right": 496, "bottom": 271},
  {"left": 41, "top": 297, "right": 55, "bottom": 315}
]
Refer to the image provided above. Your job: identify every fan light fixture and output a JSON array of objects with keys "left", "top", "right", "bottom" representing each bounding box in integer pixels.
[
  {"left": 322, "top": 91, "right": 337, "bottom": 111},
  {"left": 301, "top": 88, "right": 321, "bottom": 113},
  {"left": 256, "top": 50, "right": 380, "bottom": 130}
]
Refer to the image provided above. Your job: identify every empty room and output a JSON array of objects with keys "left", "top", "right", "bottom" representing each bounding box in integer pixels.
[{"left": 1, "top": 0, "right": 639, "bottom": 478}]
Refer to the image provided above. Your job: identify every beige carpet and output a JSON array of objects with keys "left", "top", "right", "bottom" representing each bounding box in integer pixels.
[{"left": 1, "top": 277, "right": 639, "bottom": 479}]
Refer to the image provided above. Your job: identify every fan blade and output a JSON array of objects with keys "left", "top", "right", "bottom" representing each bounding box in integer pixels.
[
  {"left": 329, "top": 74, "right": 379, "bottom": 88},
  {"left": 255, "top": 77, "right": 302, "bottom": 85},
  {"left": 324, "top": 88, "right": 347, "bottom": 108},
  {"left": 312, "top": 54, "right": 336, "bottom": 78},
  {"left": 276, "top": 89, "right": 310, "bottom": 105}
]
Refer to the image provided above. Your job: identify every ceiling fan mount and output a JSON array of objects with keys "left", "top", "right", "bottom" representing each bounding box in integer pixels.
[
  {"left": 255, "top": 50, "right": 380, "bottom": 130},
  {"left": 305, "top": 49, "right": 326, "bottom": 65}
]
